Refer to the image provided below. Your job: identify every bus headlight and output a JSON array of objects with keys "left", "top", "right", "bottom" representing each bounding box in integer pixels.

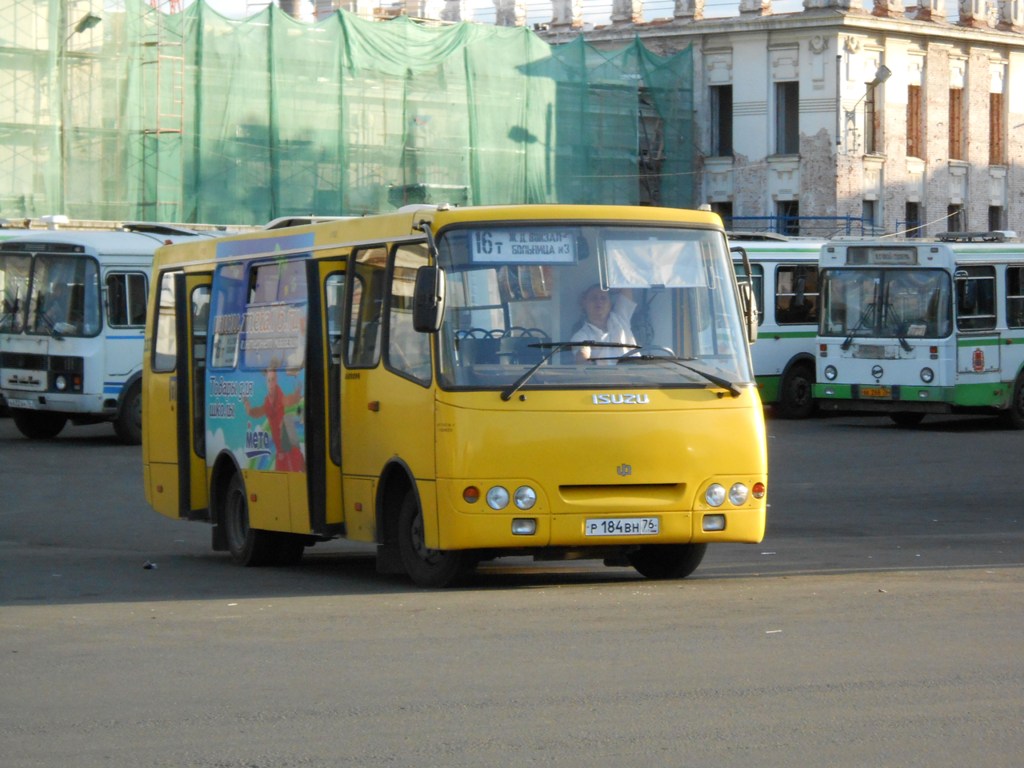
[
  {"left": 513, "top": 486, "right": 536, "bottom": 510},
  {"left": 705, "top": 484, "right": 726, "bottom": 507},
  {"left": 54, "top": 375, "right": 67, "bottom": 391},
  {"left": 920, "top": 367, "right": 934, "bottom": 384},
  {"left": 824, "top": 365, "right": 837, "bottom": 381},
  {"left": 729, "top": 483, "right": 749, "bottom": 506},
  {"left": 486, "top": 486, "right": 510, "bottom": 510}
]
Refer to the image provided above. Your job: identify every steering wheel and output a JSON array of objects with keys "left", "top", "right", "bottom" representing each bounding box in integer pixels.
[{"left": 455, "top": 328, "right": 490, "bottom": 339}]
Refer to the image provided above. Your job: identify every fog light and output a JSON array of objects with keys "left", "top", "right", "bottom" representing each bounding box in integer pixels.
[
  {"left": 920, "top": 367, "right": 934, "bottom": 384},
  {"left": 54, "top": 375, "right": 67, "bottom": 391},
  {"left": 728, "top": 483, "right": 749, "bottom": 506},
  {"left": 824, "top": 365, "right": 837, "bottom": 381},
  {"left": 486, "top": 486, "right": 509, "bottom": 510},
  {"left": 513, "top": 486, "right": 536, "bottom": 510},
  {"left": 702, "top": 514, "right": 726, "bottom": 532},
  {"left": 511, "top": 518, "right": 537, "bottom": 535},
  {"left": 705, "top": 483, "right": 725, "bottom": 507}
]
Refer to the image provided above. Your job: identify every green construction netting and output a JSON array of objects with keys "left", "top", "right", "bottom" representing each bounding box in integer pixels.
[{"left": 1, "top": 0, "right": 694, "bottom": 226}]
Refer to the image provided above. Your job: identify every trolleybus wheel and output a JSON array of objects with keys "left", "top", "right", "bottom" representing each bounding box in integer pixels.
[
  {"left": 777, "top": 362, "right": 816, "bottom": 420},
  {"left": 627, "top": 543, "right": 707, "bottom": 580},
  {"left": 113, "top": 382, "right": 143, "bottom": 445},
  {"left": 223, "top": 474, "right": 276, "bottom": 566},
  {"left": 1001, "top": 372, "right": 1024, "bottom": 430},
  {"left": 890, "top": 412, "right": 925, "bottom": 428},
  {"left": 397, "top": 489, "right": 474, "bottom": 588},
  {"left": 11, "top": 409, "right": 67, "bottom": 440}
]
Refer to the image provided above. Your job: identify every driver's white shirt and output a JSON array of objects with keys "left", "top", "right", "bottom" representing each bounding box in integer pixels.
[{"left": 571, "top": 294, "right": 637, "bottom": 360}]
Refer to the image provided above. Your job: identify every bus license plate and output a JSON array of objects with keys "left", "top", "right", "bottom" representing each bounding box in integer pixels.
[
  {"left": 861, "top": 386, "right": 892, "bottom": 398},
  {"left": 585, "top": 517, "right": 659, "bottom": 536},
  {"left": 5, "top": 398, "right": 34, "bottom": 409}
]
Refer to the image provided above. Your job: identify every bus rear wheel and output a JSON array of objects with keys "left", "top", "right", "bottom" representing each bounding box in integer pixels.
[
  {"left": 627, "top": 543, "right": 707, "bottom": 580},
  {"left": 397, "top": 489, "right": 474, "bottom": 588},
  {"left": 11, "top": 409, "right": 67, "bottom": 440},
  {"left": 223, "top": 474, "right": 277, "bottom": 566},
  {"left": 1001, "top": 373, "right": 1024, "bottom": 430}
]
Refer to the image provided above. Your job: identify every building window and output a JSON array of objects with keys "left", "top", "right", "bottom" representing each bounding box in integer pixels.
[
  {"left": 948, "top": 88, "right": 964, "bottom": 161},
  {"left": 711, "top": 201, "right": 733, "bottom": 229},
  {"left": 990, "top": 92, "right": 1006, "bottom": 165},
  {"left": 710, "top": 85, "right": 733, "bottom": 157},
  {"left": 905, "top": 202, "right": 922, "bottom": 238},
  {"left": 776, "top": 200, "right": 799, "bottom": 235},
  {"left": 775, "top": 81, "right": 799, "bottom": 155},
  {"left": 865, "top": 85, "right": 880, "bottom": 154},
  {"left": 989, "top": 206, "right": 1005, "bottom": 232},
  {"left": 947, "top": 204, "right": 964, "bottom": 232},
  {"left": 907, "top": 85, "right": 923, "bottom": 159},
  {"left": 862, "top": 200, "right": 877, "bottom": 232}
]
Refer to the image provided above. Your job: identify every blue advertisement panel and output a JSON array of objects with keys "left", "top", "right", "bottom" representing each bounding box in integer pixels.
[{"left": 206, "top": 234, "right": 314, "bottom": 473}]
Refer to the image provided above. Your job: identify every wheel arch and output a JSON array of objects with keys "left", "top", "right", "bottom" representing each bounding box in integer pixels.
[
  {"left": 376, "top": 458, "right": 417, "bottom": 548},
  {"left": 781, "top": 351, "right": 816, "bottom": 379},
  {"left": 115, "top": 371, "right": 143, "bottom": 412},
  {"left": 208, "top": 450, "right": 243, "bottom": 530}
]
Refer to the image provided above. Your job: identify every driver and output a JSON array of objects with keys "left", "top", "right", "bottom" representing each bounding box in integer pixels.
[{"left": 571, "top": 285, "right": 636, "bottom": 362}]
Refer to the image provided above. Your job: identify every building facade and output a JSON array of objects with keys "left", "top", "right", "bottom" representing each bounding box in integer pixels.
[
  {"left": 337, "top": 0, "right": 1024, "bottom": 237},
  {"left": 548, "top": 1, "right": 1024, "bottom": 236}
]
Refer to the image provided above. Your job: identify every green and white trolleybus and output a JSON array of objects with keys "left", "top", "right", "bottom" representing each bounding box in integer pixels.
[
  {"left": 814, "top": 232, "right": 1024, "bottom": 428},
  {"left": 731, "top": 235, "right": 825, "bottom": 419}
]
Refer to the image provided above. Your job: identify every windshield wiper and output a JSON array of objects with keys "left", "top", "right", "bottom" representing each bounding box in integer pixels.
[
  {"left": 619, "top": 352, "right": 742, "bottom": 397},
  {"left": 500, "top": 341, "right": 638, "bottom": 401},
  {"left": 33, "top": 291, "right": 64, "bottom": 340},
  {"left": 840, "top": 302, "right": 876, "bottom": 350}
]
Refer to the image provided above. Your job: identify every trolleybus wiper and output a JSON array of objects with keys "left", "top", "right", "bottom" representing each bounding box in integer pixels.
[
  {"left": 618, "top": 352, "right": 742, "bottom": 397},
  {"left": 499, "top": 341, "right": 638, "bottom": 402}
]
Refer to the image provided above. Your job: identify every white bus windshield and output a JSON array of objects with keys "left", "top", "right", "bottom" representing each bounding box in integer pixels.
[
  {"left": 821, "top": 268, "right": 952, "bottom": 340},
  {"left": 0, "top": 252, "right": 100, "bottom": 337},
  {"left": 435, "top": 224, "right": 752, "bottom": 391}
]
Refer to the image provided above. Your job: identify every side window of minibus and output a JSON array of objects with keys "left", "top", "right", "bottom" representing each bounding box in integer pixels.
[
  {"left": 347, "top": 247, "right": 386, "bottom": 368},
  {"left": 152, "top": 271, "right": 178, "bottom": 373}
]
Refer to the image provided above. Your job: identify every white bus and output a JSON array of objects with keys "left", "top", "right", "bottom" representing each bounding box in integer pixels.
[
  {"left": 0, "top": 224, "right": 220, "bottom": 442},
  {"left": 815, "top": 232, "right": 1024, "bottom": 427},
  {"left": 731, "top": 235, "right": 825, "bottom": 418}
]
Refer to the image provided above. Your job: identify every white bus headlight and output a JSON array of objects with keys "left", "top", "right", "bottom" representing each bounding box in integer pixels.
[
  {"left": 486, "top": 486, "right": 510, "bottom": 510},
  {"left": 54, "top": 375, "right": 67, "bottom": 391},
  {"left": 920, "top": 367, "right": 934, "bottom": 383},
  {"left": 513, "top": 486, "right": 536, "bottom": 510},
  {"left": 705, "top": 484, "right": 726, "bottom": 507},
  {"left": 824, "top": 365, "right": 837, "bottom": 381},
  {"left": 729, "top": 483, "right": 749, "bottom": 506}
]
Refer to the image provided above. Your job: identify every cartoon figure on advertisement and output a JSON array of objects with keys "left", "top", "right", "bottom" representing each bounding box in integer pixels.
[{"left": 244, "top": 361, "right": 305, "bottom": 472}]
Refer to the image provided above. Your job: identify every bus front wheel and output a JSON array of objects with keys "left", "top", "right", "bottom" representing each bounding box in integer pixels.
[
  {"left": 890, "top": 412, "right": 925, "bottom": 428},
  {"left": 11, "top": 409, "right": 67, "bottom": 440},
  {"left": 223, "top": 474, "right": 277, "bottom": 567},
  {"left": 113, "top": 382, "right": 143, "bottom": 445},
  {"left": 397, "top": 490, "right": 474, "bottom": 588},
  {"left": 627, "top": 543, "right": 707, "bottom": 580},
  {"left": 777, "top": 363, "right": 816, "bottom": 420}
]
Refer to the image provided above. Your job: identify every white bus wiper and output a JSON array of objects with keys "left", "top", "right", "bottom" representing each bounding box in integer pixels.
[
  {"left": 619, "top": 351, "right": 742, "bottom": 397},
  {"left": 500, "top": 341, "right": 639, "bottom": 402}
]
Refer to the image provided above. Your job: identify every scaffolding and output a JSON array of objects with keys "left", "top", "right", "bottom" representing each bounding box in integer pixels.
[{"left": 0, "top": 0, "right": 696, "bottom": 226}]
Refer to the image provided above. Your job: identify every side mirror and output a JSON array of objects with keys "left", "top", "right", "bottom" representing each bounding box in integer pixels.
[
  {"left": 739, "top": 282, "right": 758, "bottom": 344},
  {"left": 413, "top": 266, "right": 446, "bottom": 333}
]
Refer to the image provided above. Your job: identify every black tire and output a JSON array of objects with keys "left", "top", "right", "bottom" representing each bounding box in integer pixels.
[
  {"left": 1000, "top": 373, "right": 1024, "bottom": 430},
  {"left": 397, "top": 489, "right": 474, "bottom": 588},
  {"left": 777, "top": 363, "right": 816, "bottom": 420},
  {"left": 222, "top": 474, "right": 276, "bottom": 566},
  {"left": 627, "top": 543, "right": 708, "bottom": 580},
  {"left": 113, "top": 382, "right": 143, "bottom": 445},
  {"left": 11, "top": 409, "right": 67, "bottom": 440},
  {"left": 890, "top": 412, "right": 925, "bottom": 428}
]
